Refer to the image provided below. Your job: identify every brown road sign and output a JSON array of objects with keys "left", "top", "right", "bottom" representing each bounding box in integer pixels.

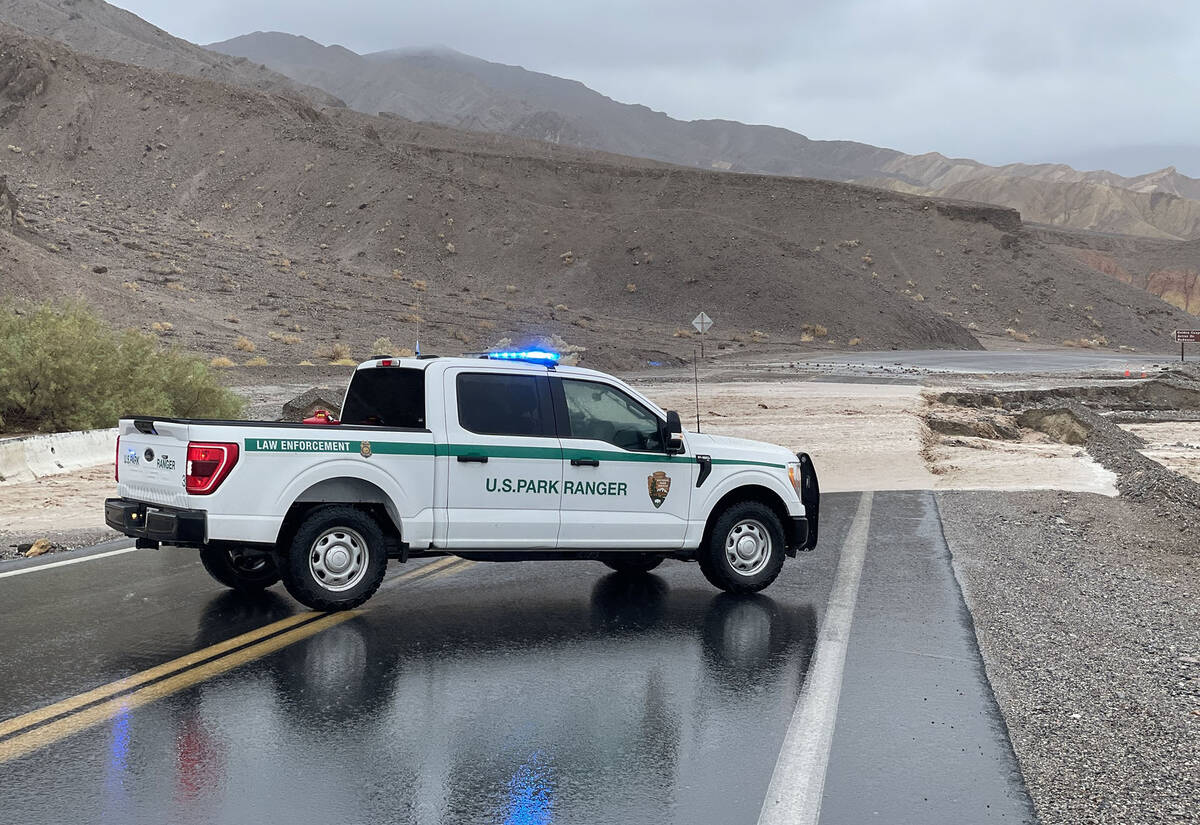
[{"left": 1175, "top": 330, "right": 1200, "bottom": 343}]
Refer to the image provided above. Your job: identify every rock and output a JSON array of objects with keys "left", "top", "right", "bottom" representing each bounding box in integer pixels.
[
  {"left": 92, "top": 264, "right": 107, "bottom": 273},
  {"left": 24, "top": 538, "right": 52, "bottom": 557}
]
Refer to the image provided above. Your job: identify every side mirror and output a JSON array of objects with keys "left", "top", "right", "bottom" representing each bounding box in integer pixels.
[{"left": 664, "top": 410, "right": 685, "bottom": 454}]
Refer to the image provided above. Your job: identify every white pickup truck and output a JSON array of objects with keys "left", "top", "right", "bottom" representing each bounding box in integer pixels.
[{"left": 106, "top": 352, "right": 819, "bottom": 610}]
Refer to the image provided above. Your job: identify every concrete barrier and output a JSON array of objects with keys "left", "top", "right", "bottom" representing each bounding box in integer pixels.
[{"left": 0, "top": 428, "right": 117, "bottom": 486}]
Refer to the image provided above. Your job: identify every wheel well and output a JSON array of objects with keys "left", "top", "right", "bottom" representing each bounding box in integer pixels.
[
  {"left": 276, "top": 477, "right": 403, "bottom": 551},
  {"left": 701, "top": 485, "right": 790, "bottom": 549}
]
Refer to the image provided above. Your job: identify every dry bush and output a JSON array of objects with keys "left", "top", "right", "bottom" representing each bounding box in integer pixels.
[
  {"left": 411, "top": 280, "right": 427, "bottom": 292},
  {"left": 331, "top": 342, "right": 352, "bottom": 361},
  {"left": 505, "top": 284, "right": 518, "bottom": 293},
  {"left": 848, "top": 337, "right": 862, "bottom": 346},
  {"left": 371, "top": 336, "right": 400, "bottom": 356},
  {"left": 750, "top": 330, "right": 770, "bottom": 342},
  {"left": 478, "top": 320, "right": 496, "bottom": 330},
  {"left": 396, "top": 313, "right": 423, "bottom": 324},
  {"left": 209, "top": 356, "right": 235, "bottom": 368},
  {"left": 282, "top": 334, "right": 302, "bottom": 345},
  {"left": 625, "top": 283, "right": 637, "bottom": 292},
  {"left": 234, "top": 336, "right": 256, "bottom": 352},
  {"left": 278, "top": 309, "right": 291, "bottom": 317},
  {"left": 245, "top": 356, "right": 269, "bottom": 366},
  {"left": 801, "top": 323, "right": 828, "bottom": 337},
  {"left": 330, "top": 358, "right": 357, "bottom": 366},
  {"left": 971, "top": 283, "right": 982, "bottom": 291},
  {"left": 452, "top": 329, "right": 471, "bottom": 344},
  {"left": 1005, "top": 328, "right": 1031, "bottom": 343},
  {"left": 673, "top": 328, "right": 693, "bottom": 338},
  {"left": 150, "top": 321, "right": 173, "bottom": 333},
  {"left": 268, "top": 331, "right": 283, "bottom": 341},
  {"left": 166, "top": 282, "right": 186, "bottom": 292},
  {"left": 912, "top": 293, "right": 926, "bottom": 302},
  {"left": 554, "top": 304, "right": 569, "bottom": 312},
  {"left": 800, "top": 332, "right": 814, "bottom": 343},
  {"left": 298, "top": 360, "right": 315, "bottom": 366},
  {"left": 836, "top": 239, "right": 861, "bottom": 250}
]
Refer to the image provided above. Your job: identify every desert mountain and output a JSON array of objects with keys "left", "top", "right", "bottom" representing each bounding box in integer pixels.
[
  {"left": 0, "top": 0, "right": 342, "bottom": 106},
  {"left": 209, "top": 31, "right": 1200, "bottom": 242},
  {"left": 0, "top": 22, "right": 1194, "bottom": 371}
]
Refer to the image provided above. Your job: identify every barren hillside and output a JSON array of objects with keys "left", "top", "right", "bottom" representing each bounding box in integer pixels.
[
  {"left": 0, "top": 25, "right": 1193, "bottom": 372},
  {"left": 209, "top": 31, "right": 1200, "bottom": 243},
  {"left": 0, "top": 0, "right": 342, "bottom": 106}
]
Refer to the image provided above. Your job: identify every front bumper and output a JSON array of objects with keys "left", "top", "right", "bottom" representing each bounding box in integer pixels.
[
  {"left": 104, "top": 498, "right": 206, "bottom": 545},
  {"left": 790, "top": 452, "right": 820, "bottom": 551}
]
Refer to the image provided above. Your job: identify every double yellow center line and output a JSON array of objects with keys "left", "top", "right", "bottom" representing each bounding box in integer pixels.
[{"left": 0, "top": 556, "right": 471, "bottom": 765}]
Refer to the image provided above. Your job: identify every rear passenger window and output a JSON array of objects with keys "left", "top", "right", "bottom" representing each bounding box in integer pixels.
[
  {"left": 341, "top": 367, "right": 426, "bottom": 428},
  {"left": 457, "top": 373, "right": 554, "bottom": 437}
]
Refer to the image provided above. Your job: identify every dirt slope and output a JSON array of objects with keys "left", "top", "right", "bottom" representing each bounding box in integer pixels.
[
  {"left": 0, "top": 25, "right": 1193, "bottom": 372},
  {"left": 0, "top": 0, "right": 342, "bottom": 106},
  {"left": 209, "top": 31, "right": 1200, "bottom": 242}
]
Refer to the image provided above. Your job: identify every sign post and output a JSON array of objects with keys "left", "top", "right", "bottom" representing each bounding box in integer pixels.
[
  {"left": 692, "top": 312, "right": 713, "bottom": 358},
  {"left": 1175, "top": 329, "right": 1200, "bottom": 362}
]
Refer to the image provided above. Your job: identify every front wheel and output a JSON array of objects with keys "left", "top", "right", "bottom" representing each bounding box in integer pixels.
[
  {"left": 698, "top": 502, "right": 786, "bottom": 594},
  {"left": 601, "top": 554, "right": 664, "bottom": 574},
  {"left": 199, "top": 546, "right": 280, "bottom": 592},
  {"left": 280, "top": 506, "right": 389, "bottom": 611}
]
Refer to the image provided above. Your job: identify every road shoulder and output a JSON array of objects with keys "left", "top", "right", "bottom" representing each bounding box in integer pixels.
[{"left": 939, "top": 489, "right": 1199, "bottom": 825}]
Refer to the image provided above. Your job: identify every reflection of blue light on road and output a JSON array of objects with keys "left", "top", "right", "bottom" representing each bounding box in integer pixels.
[
  {"left": 504, "top": 751, "right": 555, "bottom": 825},
  {"left": 109, "top": 707, "right": 130, "bottom": 771},
  {"left": 102, "top": 705, "right": 132, "bottom": 824}
]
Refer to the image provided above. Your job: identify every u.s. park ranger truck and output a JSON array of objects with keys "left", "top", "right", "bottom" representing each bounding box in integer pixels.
[{"left": 106, "top": 351, "right": 819, "bottom": 611}]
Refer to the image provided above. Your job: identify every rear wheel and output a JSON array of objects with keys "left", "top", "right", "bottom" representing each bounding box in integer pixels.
[
  {"left": 198, "top": 546, "right": 280, "bottom": 592},
  {"left": 601, "top": 554, "right": 664, "bottom": 574},
  {"left": 280, "top": 506, "right": 388, "bottom": 611},
  {"left": 698, "top": 501, "right": 785, "bottom": 594}
]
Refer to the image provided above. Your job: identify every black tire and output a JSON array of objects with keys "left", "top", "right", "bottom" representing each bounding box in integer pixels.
[
  {"left": 198, "top": 546, "right": 281, "bottom": 592},
  {"left": 280, "top": 506, "right": 389, "bottom": 611},
  {"left": 601, "top": 554, "right": 664, "bottom": 574},
  {"left": 698, "top": 501, "right": 786, "bottom": 594}
]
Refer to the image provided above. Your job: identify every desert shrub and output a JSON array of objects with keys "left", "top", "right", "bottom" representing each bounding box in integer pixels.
[
  {"left": 848, "top": 337, "right": 862, "bottom": 346},
  {"left": 0, "top": 300, "right": 242, "bottom": 432},
  {"left": 234, "top": 335, "right": 256, "bottom": 352},
  {"left": 210, "top": 356, "right": 235, "bottom": 368},
  {"left": 371, "top": 336, "right": 400, "bottom": 356},
  {"left": 244, "top": 356, "right": 269, "bottom": 366},
  {"left": 330, "top": 358, "right": 357, "bottom": 366}
]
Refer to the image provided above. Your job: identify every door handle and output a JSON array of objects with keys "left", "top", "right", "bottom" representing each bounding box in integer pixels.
[
  {"left": 457, "top": 454, "right": 489, "bottom": 463},
  {"left": 570, "top": 458, "right": 600, "bottom": 467}
]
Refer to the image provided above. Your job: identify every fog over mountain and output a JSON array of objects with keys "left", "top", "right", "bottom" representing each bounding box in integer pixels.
[{"left": 118, "top": 0, "right": 1200, "bottom": 177}]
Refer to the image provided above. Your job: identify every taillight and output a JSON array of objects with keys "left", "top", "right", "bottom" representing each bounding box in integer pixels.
[
  {"left": 115, "top": 435, "right": 120, "bottom": 482},
  {"left": 186, "top": 442, "right": 239, "bottom": 495}
]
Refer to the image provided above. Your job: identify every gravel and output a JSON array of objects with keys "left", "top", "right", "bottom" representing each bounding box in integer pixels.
[{"left": 939, "top": 489, "right": 1199, "bottom": 824}]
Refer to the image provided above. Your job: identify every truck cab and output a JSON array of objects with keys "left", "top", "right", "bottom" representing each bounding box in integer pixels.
[{"left": 106, "top": 353, "right": 819, "bottom": 610}]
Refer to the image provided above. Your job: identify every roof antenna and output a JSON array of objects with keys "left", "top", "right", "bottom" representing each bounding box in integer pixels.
[
  {"left": 415, "top": 338, "right": 420, "bottom": 357},
  {"left": 694, "top": 345, "right": 701, "bottom": 433}
]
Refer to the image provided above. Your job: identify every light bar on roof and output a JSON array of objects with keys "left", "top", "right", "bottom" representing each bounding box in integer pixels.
[{"left": 484, "top": 350, "right": 561, "bottom": 365}]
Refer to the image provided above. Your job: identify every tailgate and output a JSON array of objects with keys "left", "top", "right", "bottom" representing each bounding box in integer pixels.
[{"left": 116, "top": 419, "right": 190, "bottom": 508}]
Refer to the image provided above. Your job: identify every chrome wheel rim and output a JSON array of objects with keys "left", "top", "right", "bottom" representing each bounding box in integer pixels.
[
  {"left": 308, "top": 527, "right": 369, "bottom": 592},
  {"left": 724, "top": 519, "right": 772, "bottom": 577}
]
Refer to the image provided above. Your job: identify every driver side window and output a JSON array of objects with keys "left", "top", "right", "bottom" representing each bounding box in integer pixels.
[{"left": 562, "top": 379, "right": 664, "bottom": 452}]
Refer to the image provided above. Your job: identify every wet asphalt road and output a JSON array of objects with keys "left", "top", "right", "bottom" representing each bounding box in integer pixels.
[{"left": 0, "top": 492, "right": 1034, "bottom": 825}]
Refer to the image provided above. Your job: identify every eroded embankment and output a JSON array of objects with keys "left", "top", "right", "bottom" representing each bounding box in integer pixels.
[{"left": 927, "top": 370, "right": 1200, "bottom": 541}]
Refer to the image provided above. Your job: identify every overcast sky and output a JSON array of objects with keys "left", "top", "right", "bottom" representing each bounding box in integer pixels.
[{"left": 118, "top": 0, "right": 1200, "bottom": 175}]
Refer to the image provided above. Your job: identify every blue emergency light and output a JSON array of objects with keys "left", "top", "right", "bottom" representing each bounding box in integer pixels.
[{"left": 483, "top": 350, "right": 561, "bottom": 366}]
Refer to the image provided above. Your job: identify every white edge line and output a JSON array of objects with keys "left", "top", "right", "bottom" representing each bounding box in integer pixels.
[
  {"left": 757, "top": 490, "right": 874, "bottom": 825},
  {"left": 0, "top": 545, "right": 139, "bottom": 579}
]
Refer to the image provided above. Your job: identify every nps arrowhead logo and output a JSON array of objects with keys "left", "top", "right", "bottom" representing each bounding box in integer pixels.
[{"left": 647, "top": 471, "right": 671, "bottom": 509}]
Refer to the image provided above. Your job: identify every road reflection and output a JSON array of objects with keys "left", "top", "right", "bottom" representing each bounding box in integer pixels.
[{"left": 57, "top": 572, "right": 818, "bottom": 825}]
